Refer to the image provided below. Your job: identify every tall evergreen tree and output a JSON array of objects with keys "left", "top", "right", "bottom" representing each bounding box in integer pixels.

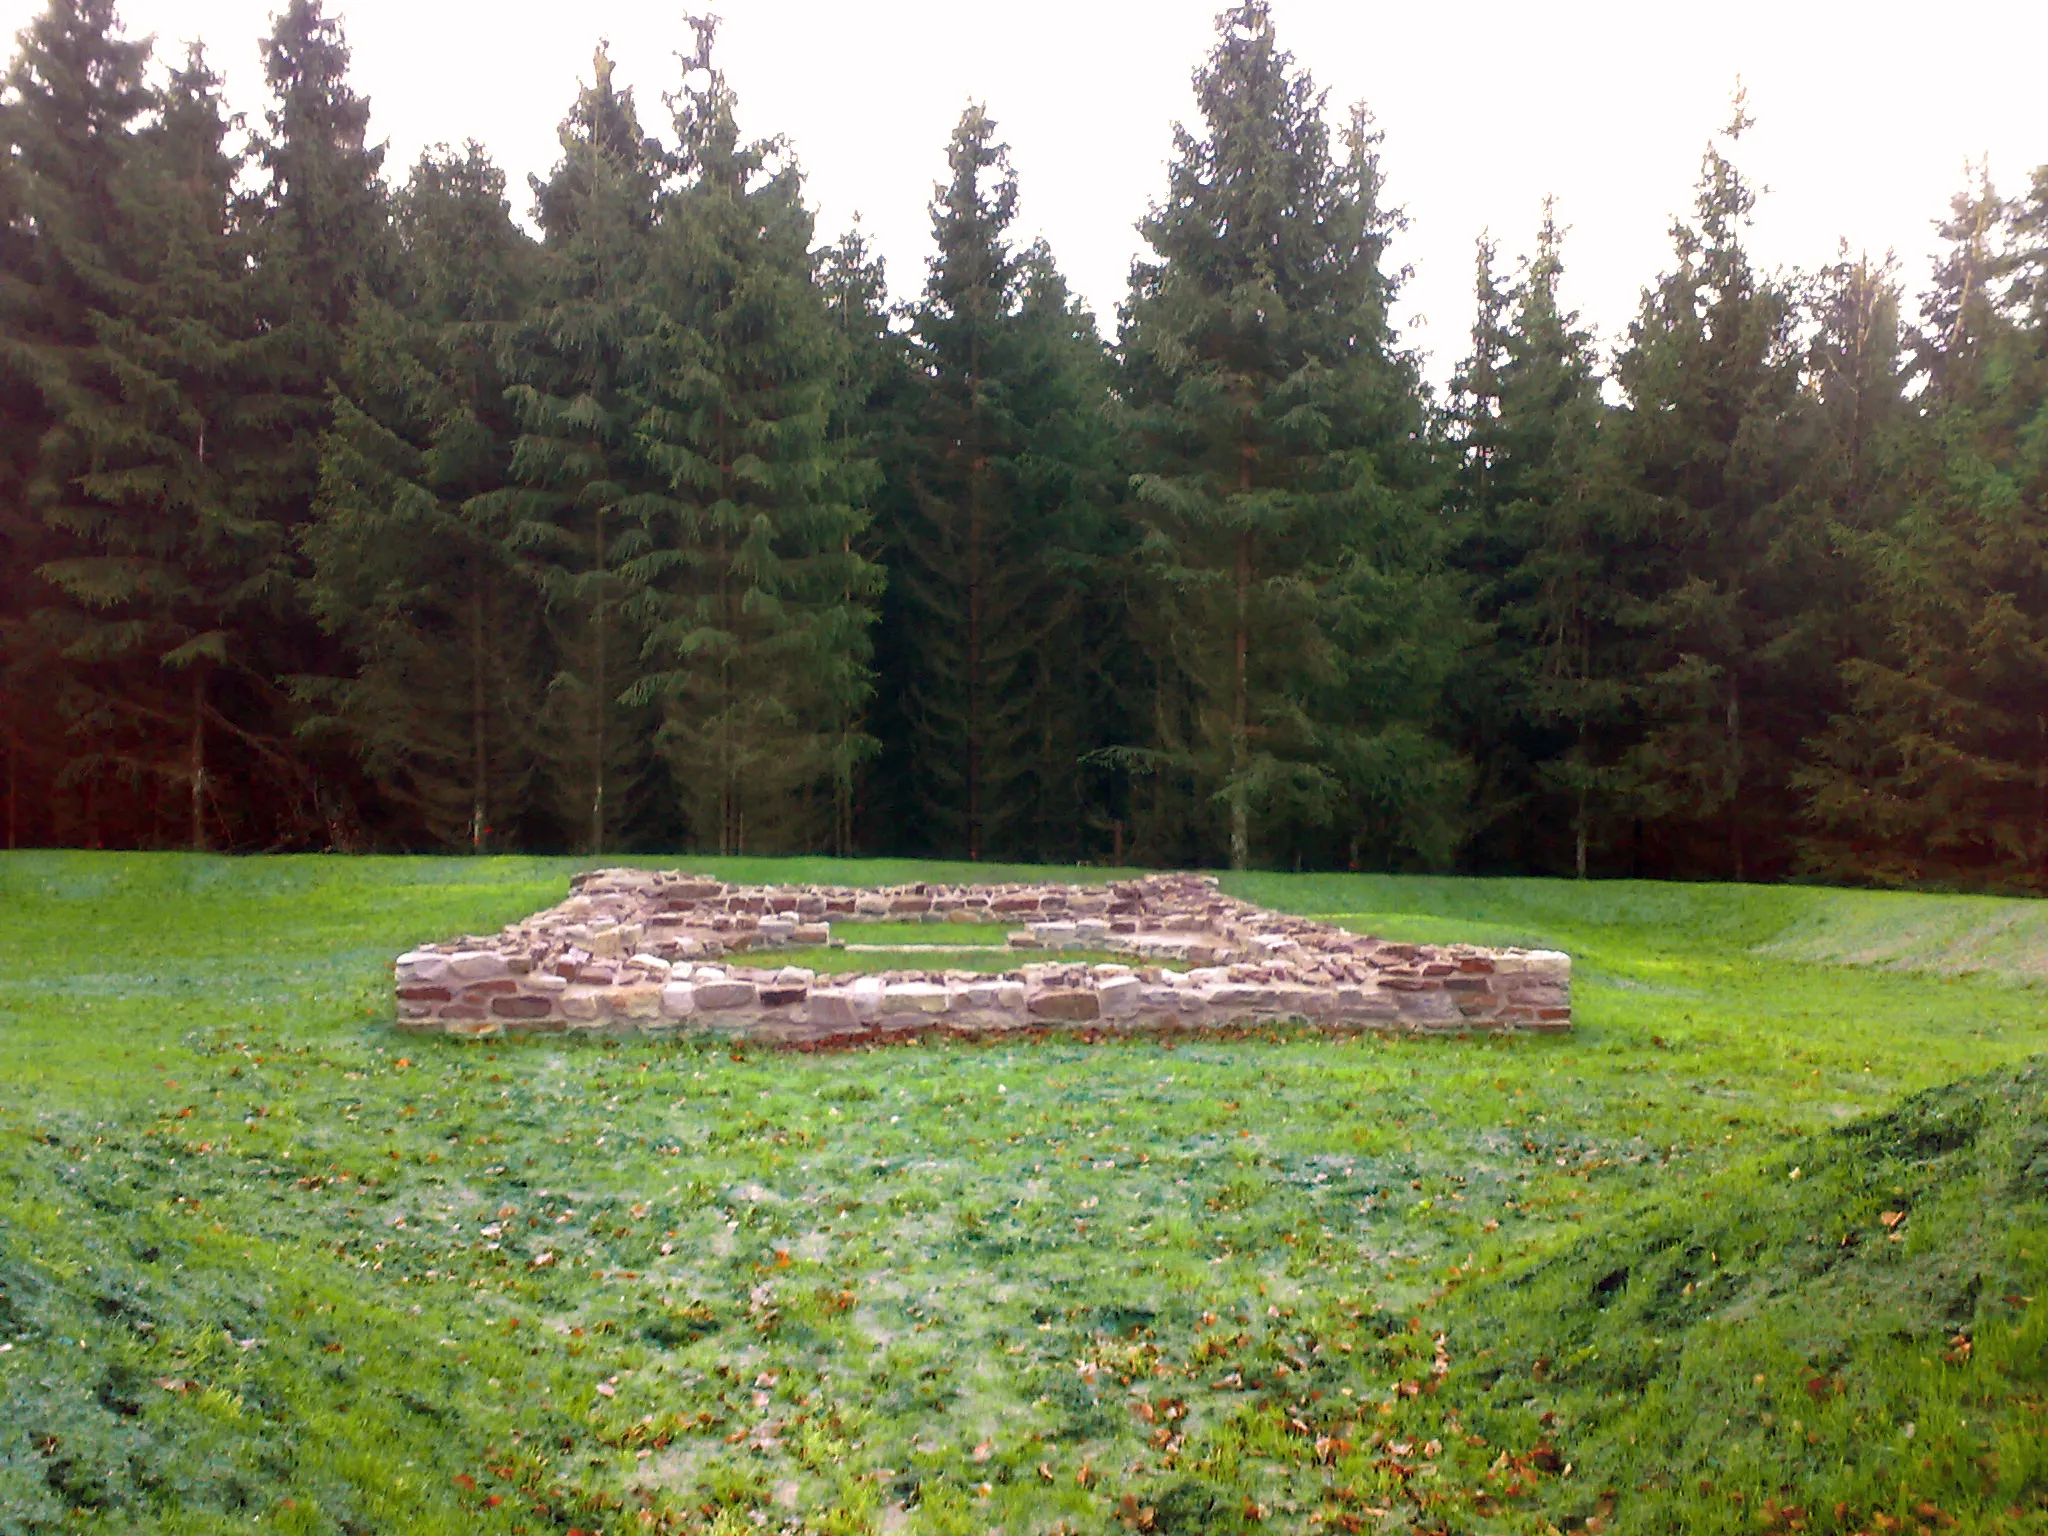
[
  {"left": 1605, "top": 96, "right": 1812, "bottom": 879},
  {"left": 0, "top": 0, "right": 152, "bottom": 846},
  {"left": 817, "top": 220, "right": 906, "bottom": 854},
  {"left": 1118, "top": 2, "right": 1464, "bottom": 871},
  {"left": 304, "top": 144, "right": 546, "bottom": 851},
  {"left": 1004, "top": 240, "right": 1126, "bottom": 861},
  {"left": 619, "top": 19, "right": 881, "bottom": 855},
  {"left": 1450, "top": 207, "right": 1628, "bottom": 876},
  {"left": 239, "top": 0, "right": 393, "bottom": 845},
  {"left": 881, "top": 105, "right": 1112, "bottom": 860},
  {"left": 0, "top": 2, "right": 311, "bottom": 847},
  {"left": 34, "top": 44, "right": 310, "bottom": 849},
  {"left": 497, "top": 44, "right": 663, "bottom": 853},
  {"left": 253, "top": 0, "right": 388, "bottom": 336},
  {"left": 1797, "top": 169, "right": 2048, "bottom": 886}
]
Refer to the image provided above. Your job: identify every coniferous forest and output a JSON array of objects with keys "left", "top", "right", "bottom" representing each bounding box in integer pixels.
[{"left": 3, "top": 0, "right": 2045, "bottom": 888}]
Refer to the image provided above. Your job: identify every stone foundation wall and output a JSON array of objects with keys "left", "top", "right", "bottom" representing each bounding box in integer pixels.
[{"left": 393, "top": 869, "right": 1571, "bottom": 1044}]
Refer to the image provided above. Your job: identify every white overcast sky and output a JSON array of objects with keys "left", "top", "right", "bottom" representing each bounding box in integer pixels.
[{"left": 8, "top": 0, "right": 2046, "bottom": 387}]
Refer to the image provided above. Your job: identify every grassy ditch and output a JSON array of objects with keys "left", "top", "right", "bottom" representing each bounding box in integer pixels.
[{"left": 0, "top": 852, "right": 2041, "bottom": 1533}]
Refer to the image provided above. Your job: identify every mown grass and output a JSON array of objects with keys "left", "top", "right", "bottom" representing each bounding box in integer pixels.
[{"left": 0, "top": 853, "right": 2041, "bottom": 1534}]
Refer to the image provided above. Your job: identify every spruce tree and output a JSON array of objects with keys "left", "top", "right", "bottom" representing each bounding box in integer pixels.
[
  {"left": 1605, "top": 96, "right": 1812, "bottom": 879},
  {"left": 253, "top": 0, "right": 389, "bottom": 335},
  {"left": 1449, "top": 208, "right": 1628, "bottom": 876},
  {"left": 497, "top": 44, "right": 662, "bottom": 852},
  {"left": 620, "top": 20, "right": 881, "bottom": 854},
  {"left": 1005, "top": 240, "right": 1125, "bottom": 860},
  {"left": 249, "top": 0, "right": 390, "bottom": 544},
  {"left": 1118, "top": 3, "right": 1464, "bottom": 870},
  {"left": 34, "top": 44, "right": 311, "bottom": 849},
  {"left": 0, "top": 0, "right": 151, "bottom": 845},
  {"left": 816, "top": 221, "right": 905, "bottom": 854},
  {"left": 1797, "top": 170, "right": 2048, "bottom": 886},
  {"left": 881, "top": 105, "right": 1111, "bottom": 860},
  {"left": 304, "top": 144, "right": 546, "bottom": 850},
  {"left": 1, "top": 5, "right": 310, "bottom": 847}
]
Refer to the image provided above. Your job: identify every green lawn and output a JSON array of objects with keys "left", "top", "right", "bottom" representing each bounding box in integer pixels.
[{"left": 0, "top": 854, "right": 2041, "bottom": 1534}]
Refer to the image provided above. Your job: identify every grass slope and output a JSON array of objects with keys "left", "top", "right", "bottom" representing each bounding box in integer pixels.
[{"left": 0, "top": 854, "right": 2041, "bottom": 1535}]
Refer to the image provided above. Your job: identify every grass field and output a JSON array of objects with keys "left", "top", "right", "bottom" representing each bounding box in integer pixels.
[{"left": 0, "top": 853, "right": 2042, "bottom": 1535}]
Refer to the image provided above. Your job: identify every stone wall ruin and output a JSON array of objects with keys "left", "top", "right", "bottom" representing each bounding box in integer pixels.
[{"left": 392, "top": 869, "right": 1571, "bottom": 1044}]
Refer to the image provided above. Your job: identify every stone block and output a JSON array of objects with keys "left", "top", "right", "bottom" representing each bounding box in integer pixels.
[
  {"left": 396, "top": 950, "right": 449, "bottom": 983},
  {"left": 660, "top": 982, "right": 696, "bottom": 1017},
  {"left": 491, "top": 995, "right": 555, "bottom": 1020},
  {"left": 881, "top": 982, "right": 950, "bottom": 1015},
  {"left": 1028, "top": 988, "right": 1100, "bottom": 1021},
  {"left": 446, "top": 950, "right": 509, "bottom": 981},
  {"left": 611, "top": 985, "right": 662, "bottom": 1019},
  {"left": 1203, "top": 984, "right": 1274, "bottom": 1010},
  {"left": 805, "top": 989, "right": 861, "bottom": 1027},
  {"left": 695, "top": 979, "right": 758, "bottom": 1011},
  {"left": 1097, "top": 976, "right": 1143, "bottom": 1016}
]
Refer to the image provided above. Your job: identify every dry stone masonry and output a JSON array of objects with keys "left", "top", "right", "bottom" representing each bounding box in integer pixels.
[{"left": 393, "top": 869, "right": 1571, "bottom": 1044}]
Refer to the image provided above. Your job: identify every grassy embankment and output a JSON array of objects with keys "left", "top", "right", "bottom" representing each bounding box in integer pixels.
[{"left": 0, "top": 853, "right": 2042, "bottom": 1534}]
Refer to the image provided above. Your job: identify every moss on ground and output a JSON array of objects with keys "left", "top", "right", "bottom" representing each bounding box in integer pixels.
[{"left": 0, "top": 853, "right": 2042, "bottom": 1533}]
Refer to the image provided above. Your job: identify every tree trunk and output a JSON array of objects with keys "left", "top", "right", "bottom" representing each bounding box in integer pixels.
[
  {"left": 1725, "top": 670, "right": 1744, "bottom": 882},
  {"left": 1229, "top": 450, "right": 1253, "bottom": 871},
  {"left": 1574, "top": 721, "right": 1588, "bottom": 880},
  {"left": 965, "top": 339, "right": 985, "bottom": 863},
  {"left": 188, "top": 667, "right": 207, "bottom": 853},
  {"left": 2036, "top": 714, "right": 2046, "bottom": 887},
  {"left": 591, "top": 507, "right": 607, "bottom": 857},
  {"left": 470, "top": 579, "right": 488, "bottom": 854}
]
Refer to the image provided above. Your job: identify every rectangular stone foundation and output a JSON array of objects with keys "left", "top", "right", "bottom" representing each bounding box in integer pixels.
[{"left": 393, "top": 870, "right": 1571, "bottom": 1044}]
